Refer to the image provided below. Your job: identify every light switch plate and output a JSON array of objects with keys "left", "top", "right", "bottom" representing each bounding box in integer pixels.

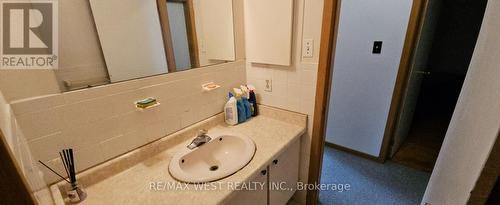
[
  {"left": 303, "top": 39, "right": 314, "bottom": 58},
  {"left": 373, "top": 41, "right": 383, "bottom": 54},
  {"left": 264, "top": 79, "right": 272, "bottom": 92}
]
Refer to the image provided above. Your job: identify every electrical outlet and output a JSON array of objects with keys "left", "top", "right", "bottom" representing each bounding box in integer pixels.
[
  {"left": 264, "top": 79, "right": 272, "bottom": 92},
  {"left": 303, "top": 39, "right": 314, "bottom": 58}
]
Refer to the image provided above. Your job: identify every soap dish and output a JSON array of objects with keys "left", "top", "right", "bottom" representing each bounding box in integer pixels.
[
  {"left": 135, "top": 97, "right": 160, "bottom": 110},
  {"left": 202, "top": 82, "right": 221, "bottom": 92},
  {"left": 135, "top": 102, "right": 160, "bottom": 110}
]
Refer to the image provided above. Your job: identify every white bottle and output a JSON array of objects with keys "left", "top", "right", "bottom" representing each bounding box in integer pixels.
[{"left": 225, "top": 93, "right": 238, "bottom": 125}]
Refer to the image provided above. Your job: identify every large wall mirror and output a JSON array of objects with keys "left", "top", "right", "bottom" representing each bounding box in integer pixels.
[{"left": 58, "top": 0, "right": 236, "bottom": 91}]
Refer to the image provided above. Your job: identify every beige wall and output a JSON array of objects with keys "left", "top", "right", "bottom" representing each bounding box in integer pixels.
[
  {"left": 245, "top": 0, "right": 323, "bottom": 202},
  {"left": 421, "top": 1, "right": 500, "bottom": 204}
]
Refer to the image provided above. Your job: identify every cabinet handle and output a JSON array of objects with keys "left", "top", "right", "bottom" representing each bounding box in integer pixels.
[
  {"left": 261, "top": 170, "right": 267, "bottom": 176},
  {"left": 273, "top": 159, "right": 278, "bottom": 165}
]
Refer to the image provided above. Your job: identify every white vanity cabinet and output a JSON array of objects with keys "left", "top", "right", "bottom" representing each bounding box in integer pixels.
[
  {"left": 226, "top": 166, "right": 268, "bottom": 205},
  {"left": 225, "top": 139, "right": 300, "bottom": 205},
  {"left": 269, "top": 139, "right": 300, "bottom": 204}
]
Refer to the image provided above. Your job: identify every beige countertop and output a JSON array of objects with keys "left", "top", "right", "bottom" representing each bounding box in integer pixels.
[{"left": 48, "top": 105, "right": 307, "bottom": 205}]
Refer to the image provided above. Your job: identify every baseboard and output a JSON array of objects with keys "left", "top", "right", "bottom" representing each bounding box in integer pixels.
[{"left": 324, "top": 141, "right": 384, "bottom": 163}]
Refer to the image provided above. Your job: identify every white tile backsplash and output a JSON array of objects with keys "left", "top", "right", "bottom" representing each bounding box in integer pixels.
[
  {"left": 247, "top": 62, "right": 318, "bottom": 115},
  {"left": 16, "top": 107, "right": 66, "bottom": 141},
  {"left": 60, "top": 101, "right": 91, "bottom": 127},
  {"left": 73, "top": 146, "right": 105, "bottom": 172},
  {"left": 99, "top": 131, "right": 143, "bottom": 161},
  {"left": 10, "top": 94, "right": 66, "bottom": 116},
  {"left": 10, "top": 61, "right": 246, "bottom": 184},
  {"left": 1, "top": 90, "right": 50, "bottom": 195},
  {"left": 27, "top": 132, "right": 66, "bottom": 162}
]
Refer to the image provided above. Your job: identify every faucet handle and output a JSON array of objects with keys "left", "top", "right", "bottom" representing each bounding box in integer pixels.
[{"left": 197, "top": 129, "right": 208, "bottom": 136}]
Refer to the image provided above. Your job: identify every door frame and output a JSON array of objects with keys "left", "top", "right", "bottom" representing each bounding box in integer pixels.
[
  {"left": 306, "top": 0, "right": 427, "bottom": 203},
  {"left": 156, "top": 0, "right": 202, "bottom": 72}
]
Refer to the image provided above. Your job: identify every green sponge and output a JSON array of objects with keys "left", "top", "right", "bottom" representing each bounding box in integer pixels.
[{"left": 136, "top": 97, "right": 157, "bottom": 109}]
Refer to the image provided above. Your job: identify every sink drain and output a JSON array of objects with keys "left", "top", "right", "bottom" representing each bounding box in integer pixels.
[{"left": 209, "top": 165, "right": 219, "bottom": 171}]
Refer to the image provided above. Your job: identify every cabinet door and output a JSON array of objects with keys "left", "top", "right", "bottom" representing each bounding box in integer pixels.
[
  {"left": 225, "top": 167, "right": 268, "bottom": 205},
  {"left": 269, "top": 140, "right": 300, "bottom": 205},
  {"left": 244, "top": 0, "right": 294, "bottom": 66}
]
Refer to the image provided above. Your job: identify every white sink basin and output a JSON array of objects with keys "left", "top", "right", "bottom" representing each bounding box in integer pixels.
[{"left": 168, "top": 132, "right": 256, "bottom": 183}]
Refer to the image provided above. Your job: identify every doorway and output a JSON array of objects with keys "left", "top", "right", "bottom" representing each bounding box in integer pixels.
[
  {"left": 308, "top": 0, "right": 490, "bottom": 204},
  {"left": 390, "top": 0, "right": 488, "bottom": 172}
]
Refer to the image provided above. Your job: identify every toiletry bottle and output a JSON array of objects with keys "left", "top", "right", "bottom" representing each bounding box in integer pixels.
[
  {"left": 247, "top": 85, "right": 259, "bottom": 116},
  {"left": 240, "top": 85, "right": 250, "bottom": 99},
  {"left": 233, "top": 88, "right": 247, "bottom": 123},
  {"left": 240, "top": 85, "right": 252, "bottom": 119},
  {"left": 242, "top": 96, "right": 252, "bottom": 120},
  {"left": 224, "top": 93, "right": 238, "bottom": 125}
]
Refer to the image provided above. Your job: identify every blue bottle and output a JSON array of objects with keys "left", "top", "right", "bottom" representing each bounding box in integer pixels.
[
  {"left": 236, "top": 96, "right": 246, "bottom": 123},
  {"left": 242, "top": 96, "right": 252, "bottom": 119}
]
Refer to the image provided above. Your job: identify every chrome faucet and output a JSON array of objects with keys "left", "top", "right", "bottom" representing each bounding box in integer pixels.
[{"left": 187, "top": 129, "right": 211, "bottom": 149}]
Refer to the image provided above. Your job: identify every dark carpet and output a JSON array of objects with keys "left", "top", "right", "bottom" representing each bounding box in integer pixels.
[{"left": 319, "top": 147, "right": 431, "bottom": 205}]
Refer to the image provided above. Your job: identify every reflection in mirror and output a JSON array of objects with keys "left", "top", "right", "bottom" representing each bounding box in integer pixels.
[
  {"left": 165, "top": 0, "right": 197, "bottom": 70},
  {"left": 57, "top": 0, "right": 236, "bottom": 91},
  {"left": 89, "top": 0, "right": 168, "bottom": 83},
  {"left": 192, "top": 0, "right": 236, "bottom": 65}
]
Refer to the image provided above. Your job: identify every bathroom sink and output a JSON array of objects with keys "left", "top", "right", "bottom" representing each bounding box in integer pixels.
[{"left": 168, "top": 132, "right": 256, "bottom": 183}]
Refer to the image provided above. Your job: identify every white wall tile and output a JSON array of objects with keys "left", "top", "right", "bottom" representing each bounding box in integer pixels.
[
  {"left": 272, "top": 69, "right": 288, "bottom": 84},
  {"left": 99, "top": 130, "right": 147, "bottom": 161},
  {"left": 144, "top": 119, "right": 170, "bottom": 143},
  {"left": 272, "top": 82, "right": 288, "bottom": 98},
  {"left": 28, "top": 132, "right": 67, "bottom": 162},
  {"left": 73, "top": 146, "right": 105, "bottom": 172},
  {"left": 1, "top": 89, "right": 49, "bottom": 192},
  {"left": 200, "top": 99, "right": 225, "bottom": 120},
  {"left": 10, "top": 61, "right": 246, "bottom": 186},
  {"left": 16, "top": 107, "right": 66, "bottom": 141},
  {"left": 41, "top": 157, "right": 67, "bottom": 184},
  {"left": 10, "top": 94, "right": 66, "bottom": 116},
  {"left": 62, "top": 117, "right": 120, "bottom": 150},
  {"left": 300, "top": 84, "right": 317, "bottom": 104},
  {"left": 61, "top": 102, "right": 91, "bottom": 128},
  {"left": 286, "top": 83, "right": 301, "bottom": 112},
  {"left": 83, "top": 96, "right": 120, "bottom": 122},
  {"left": 63, "top": 87, "right": 108, "bottom": 104},
  {"left": 115, "top": 112, "right": 149, "bottom": 136}
]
